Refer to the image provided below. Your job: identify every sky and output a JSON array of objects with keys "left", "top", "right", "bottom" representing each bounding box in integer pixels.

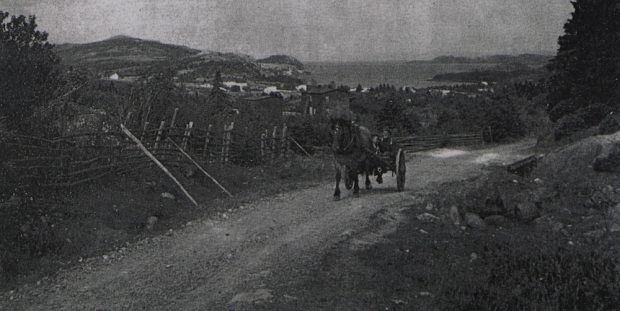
[{"left": 1, "top": 0, "right": 574, "bottom": 61}]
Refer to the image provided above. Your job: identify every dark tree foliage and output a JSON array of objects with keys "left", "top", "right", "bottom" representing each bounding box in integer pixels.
[
  {"left": 547, "top": 0, "right": 620, "bottom": 124},
  {"left": 0, "top": 12, "right": 61, "bottom": 131},
  {"left": 209, "top": 70, "right": 231, "bottom": 115}
]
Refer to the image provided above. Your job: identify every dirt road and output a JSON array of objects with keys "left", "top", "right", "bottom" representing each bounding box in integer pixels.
[{"left": 1, "top": 140, "right": 535, "bottom": 311}]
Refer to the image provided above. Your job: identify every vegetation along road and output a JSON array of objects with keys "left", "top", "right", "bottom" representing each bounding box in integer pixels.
[{"left": 0, "top": 140, "right": 535, "bottom": 310}]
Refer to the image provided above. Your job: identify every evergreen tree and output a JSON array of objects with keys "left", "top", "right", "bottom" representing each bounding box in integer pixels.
[
  {"left": 547, "top": 0, "right": 620, "bottom": 124},
  {"left": 356, "top": 84, "right": 363, "bottom": 92},
  {"left": 209, "top": 70, "right": 229, "bottom": 114}
]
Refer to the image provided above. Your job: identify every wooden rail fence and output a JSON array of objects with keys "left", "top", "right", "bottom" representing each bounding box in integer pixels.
[{"left": 4, "top": 117, "right": 293, "bottom": 188}]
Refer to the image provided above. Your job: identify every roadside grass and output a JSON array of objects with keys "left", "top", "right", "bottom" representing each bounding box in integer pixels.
[{"left": 0, "top": 154, "right": 333, "bottom": 289}]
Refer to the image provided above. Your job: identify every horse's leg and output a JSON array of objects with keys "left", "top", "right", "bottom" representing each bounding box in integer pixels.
[
  {"left": 334, "top": 166, "right": 341, "bottom": 201},
  {"left": 365, "top": 169, "right": 372, "bottom": 190},
  {"left": 353, "top": 171, "right": 360, "bottom": 197}
]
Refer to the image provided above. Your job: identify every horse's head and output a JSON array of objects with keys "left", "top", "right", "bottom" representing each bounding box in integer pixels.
[{"left": 331, "top": 120, "right": 355, "bottom": 154}]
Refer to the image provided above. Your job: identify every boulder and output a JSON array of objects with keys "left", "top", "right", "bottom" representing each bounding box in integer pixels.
[
  {"left": 536, "top": 130, "right": 620, "bottom": 181},
  {"left": 145, "top": 216, "right": 159, "bottom": 230},
  {"left": 448, "top": 205, "right": 462, "bottom": 225},
  {"left": 417, "top": 213, "right": 440, "bottom": 223},
  {"left": 464, "top": 213, "right": 486, "bottom": 229},
  {"left": 516, "top": 202, "right": 541, "bottom": 222}
]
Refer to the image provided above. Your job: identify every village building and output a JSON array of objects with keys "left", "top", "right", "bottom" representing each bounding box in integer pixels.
[{"left": 301, "top": 86, "right": 350, "bottom": 116}]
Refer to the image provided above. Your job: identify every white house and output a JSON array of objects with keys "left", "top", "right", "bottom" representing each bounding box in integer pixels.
[
  {"left": 109, "top": 73, "right": 120, "bottom": 80},
  {"left": 223, "top": 81, "right": 248, "bottom": 92}
]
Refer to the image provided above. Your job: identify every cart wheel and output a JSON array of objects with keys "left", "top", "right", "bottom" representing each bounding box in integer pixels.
[
  {"left": 396, "top": 149, "right": 406, "bottom": 192},
  {"left": 344, "top": 166, "right": 353, "bottom": 190}
]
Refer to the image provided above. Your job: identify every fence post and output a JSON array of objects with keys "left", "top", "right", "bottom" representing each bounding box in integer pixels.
[
  {"left": 153, "top": 120, "right": 165, "bottom": 151},
  {"left": 182, "top": 122, "right": 193, "bottom": 151},
  {"left": 170, "top": 108, "right": 179, "bottom": 128},
  {"left": 226, "top": 122, "right": 234, "bottom": 164},
  {"left": 260, "top": 132, "right": 266, "bottom": 161},
  {"left": 140, "top": 121, "right": 150, "bottom": 143},
  {"left": 203, "top": 124, "right": 212, "bottom": 162},
  {"left": 271, "top": 126, "right": 278, "bottom": 161},
  {"left": 280, "top": 123, "right": 288, "bottom": 159}
]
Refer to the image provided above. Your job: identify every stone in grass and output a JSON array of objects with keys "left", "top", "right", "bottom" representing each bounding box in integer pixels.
[
  {"left": 145, "top": 216, "right": 159, "bottom": 230},
  {"left": 230, "top": 289, "right": 273, "bottom": 304},
  {"left": 417, "top": 213, "right": 440, "bottom": 223},
  {"left": 449, "top": 205, "right": 462, "bottom": 225},
  {"left": 465, "top": 213, "right": 486, "bottom": 229},
  {"left": 516, "top": 202, "right": 541, "bottom": 222},
  {"left": 160, "top": 192, "right": 176, "bottom": 200}
]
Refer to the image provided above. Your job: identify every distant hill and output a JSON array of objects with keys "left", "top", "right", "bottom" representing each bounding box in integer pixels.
[
  {"left": 426, "top": 54, "right": 553, "bottom": 67},
  {"left": 54, "top": 36, "right": 304, "bottom": 83},
  {"left": 258, "top": 55, "right": 305, "bottom": 70},
  {"left": 55, "top": 35, "right": 201, "bottom": 64}
]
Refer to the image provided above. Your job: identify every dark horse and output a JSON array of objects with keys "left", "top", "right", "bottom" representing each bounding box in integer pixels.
[{"left": 331, "top": 120, "right": 374, "bottom": 201}]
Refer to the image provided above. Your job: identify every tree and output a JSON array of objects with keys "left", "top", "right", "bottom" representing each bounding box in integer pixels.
[
  {"left": 0, "top": 12, "right": 61, "bottom": 131},
  {"left": 209, "top": 70, "right": 230, "bottom": 115},
  {"left": 547, "top": 0, "right": 620, "bottom": 124},
  {"left": 356, "top": 84, "right": 363, "bottom": 92}
]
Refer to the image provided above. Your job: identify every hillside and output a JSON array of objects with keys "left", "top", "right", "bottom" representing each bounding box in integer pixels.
[
  {"left": 427, "top": 54, "right": 553, "bottom": 67},
  {"left": 258, "top": 54, "right": 305, "bottom": 70},
  {"left": 54, "top": 36, "right": 303, "bottom": 82}
]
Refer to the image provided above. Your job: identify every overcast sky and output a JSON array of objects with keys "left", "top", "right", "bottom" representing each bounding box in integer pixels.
[{"left": 1, "top": 0, "right": 574, "bottom": 61}]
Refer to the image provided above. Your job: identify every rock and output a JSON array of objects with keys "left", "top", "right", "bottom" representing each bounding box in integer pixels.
[
  {"left": 230, "top": 289, "right": 273, "bottom": 304},
  {"left": 392, "top": 299, "right": 406, "bottom": 305},
  {"left": 470, "top": 252, "right": 479, "bottom": 262},
  {"left": 484, "top": 215, "right": 507, "bottom": 226},
  {"left": 516, "top": 202, "right": 541, "bottom": 222},
  {"left": 184, "top": 167, "right": 197, "bottom": 178},
  {"left": 417, "top": 213, "right": 439, "bottom": 222},
  {"left": 160, "top": 192, "right": 175, "bottom": 200},
  {"left": 449, "top": 206, "right": 462, "bottom": 225},
  {"left": 465, "top": 213, "right": 486, "bottom": 229},
  {"left": 145, "top": 216, "right": 159, "bottom": 230}
]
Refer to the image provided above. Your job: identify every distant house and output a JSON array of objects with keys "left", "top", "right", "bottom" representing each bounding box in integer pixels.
[
  {"left": 224, "top": 81, "right": 248, "bottom": 92},
  {"left": 241, "top": 95, "right": 284, "bottom": 124},
  {"left": 302, "top": 86, "right": 350, "bottom": 116},
  {"left": 109, "top": 73, "right": 120, "bottom": 80}
]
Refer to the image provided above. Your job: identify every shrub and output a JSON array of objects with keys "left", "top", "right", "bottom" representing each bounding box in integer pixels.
[
  {"left": 554, "top": 114, "right": 587, "bottom": 141},
  {"left": 481, "top": 97, "right": 526, "bottom": 142},
  {"left": 598, "top": 112, "right": 620, "bottom": 135}
]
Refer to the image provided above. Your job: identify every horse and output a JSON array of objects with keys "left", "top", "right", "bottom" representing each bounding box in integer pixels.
[{"left": 331, "top": 120, "right": 375, "bottom": 201}]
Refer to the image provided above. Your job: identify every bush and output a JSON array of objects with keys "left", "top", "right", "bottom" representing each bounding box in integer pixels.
[
  {"left": 437, "top": 238, "right": 620, "bottom": 311},
  {"left": 598, "top": 112, "right": 620, "bottom": 135},
  {"left": 287, "top": 115, "right": 332, "bottom": 153},
  {"left": 554, "top": 114, "right": 587, "bottom": 141},
  {"left": 482, "top": 97, "right": 526, "bottom": 142}
]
